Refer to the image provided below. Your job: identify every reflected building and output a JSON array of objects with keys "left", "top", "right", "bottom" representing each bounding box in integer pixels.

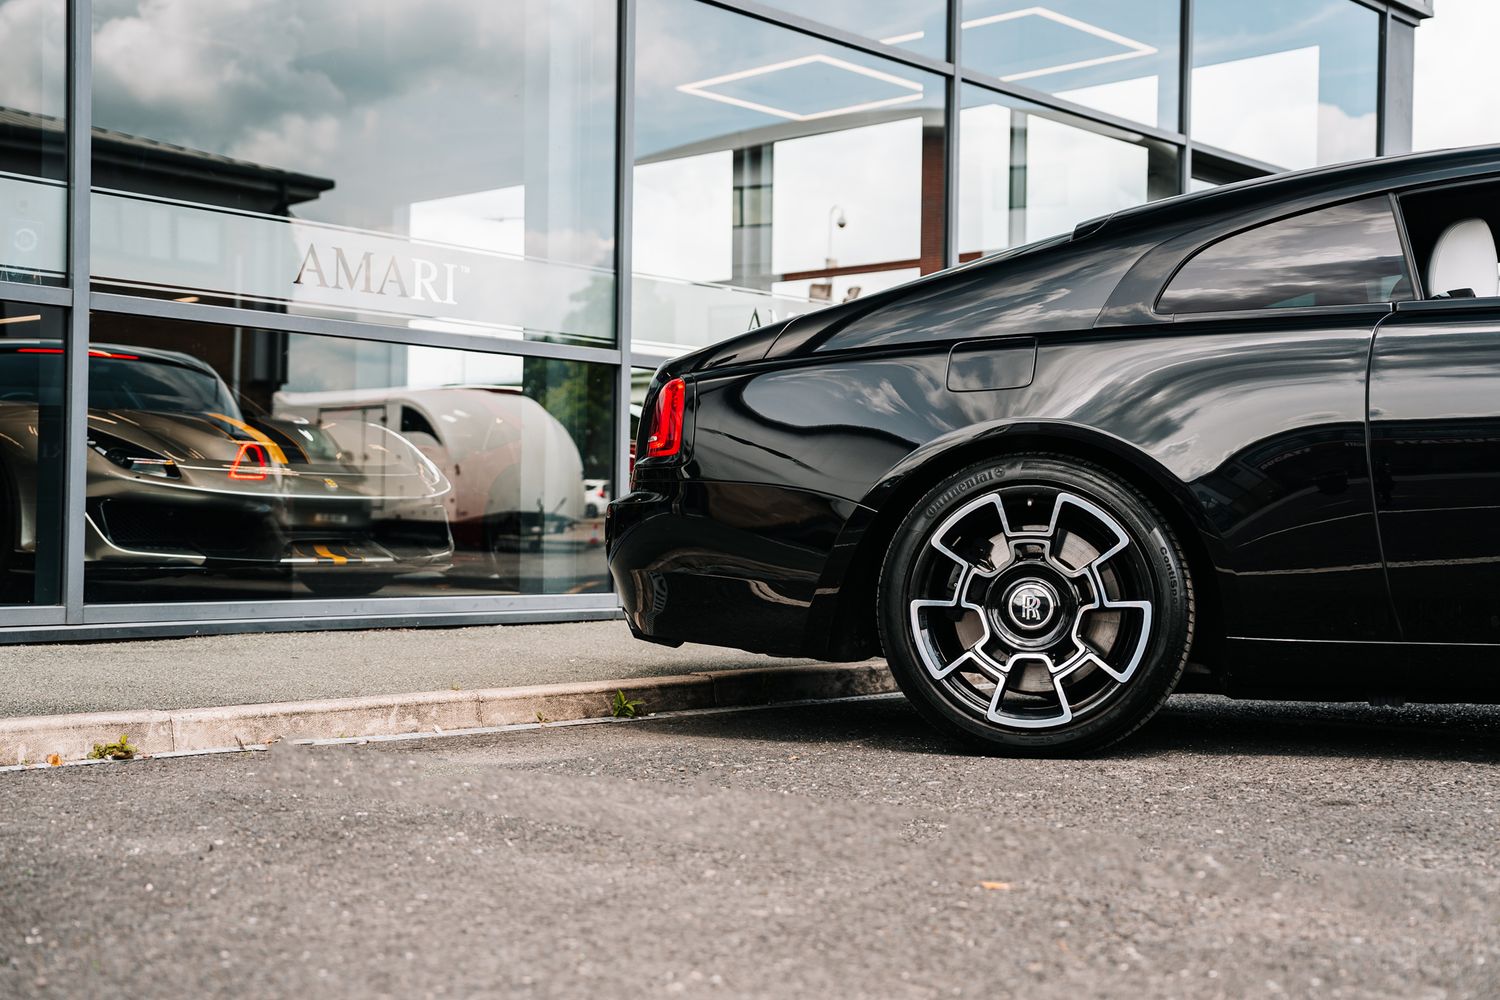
[{"left": 0, "top": 0, "right": 1435, "bottom": 638}]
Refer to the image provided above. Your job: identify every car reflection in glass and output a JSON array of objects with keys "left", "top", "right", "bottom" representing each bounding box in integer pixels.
[
  {"left": 272, "top": 386, "right": 587, "bottom": 588},
  {"left": 0, "top": 342, "right": 454, "bottom": 598}
]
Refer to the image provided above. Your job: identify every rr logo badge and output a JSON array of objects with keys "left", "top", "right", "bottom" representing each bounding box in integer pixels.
[{"left": 1007, "top": 582, "right": 1054, "bottom": 632}]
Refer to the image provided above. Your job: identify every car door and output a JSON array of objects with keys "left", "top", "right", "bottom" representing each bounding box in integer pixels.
[
  {"left": 1136, "top": 194, "right": 1414, "bottom": 641},
  {"left": 1369, "top": 298, "right": 1500, "bottom": 643}
]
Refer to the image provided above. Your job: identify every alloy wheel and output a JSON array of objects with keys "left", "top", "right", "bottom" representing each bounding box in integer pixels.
[{"left": 905, "top": 484, "right": 1157, "bottom": 730}]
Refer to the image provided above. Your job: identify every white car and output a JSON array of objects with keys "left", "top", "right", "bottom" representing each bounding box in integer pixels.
[
  {"left": 273, "top": 385, "right": 586, "bottom": 565},
  {"left": 583, "top": 479, "right": 611, "bottom": 519}
]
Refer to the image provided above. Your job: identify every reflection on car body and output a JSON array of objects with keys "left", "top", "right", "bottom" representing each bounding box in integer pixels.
[{"left": 0, "top": 342, "right": 453, "bottom": 597}]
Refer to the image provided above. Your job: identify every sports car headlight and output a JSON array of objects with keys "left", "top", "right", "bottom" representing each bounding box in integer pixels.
[
  {"left": 88, "top": 431, "right": 180, "bottom": 479},
  {"left": 414, "top": 451, "right": 444, "bottom": 490}
]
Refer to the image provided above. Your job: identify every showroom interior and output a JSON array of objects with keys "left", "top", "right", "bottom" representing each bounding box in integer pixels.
[{"left": 0, "top": 0, "right": 1432, "bottom": 640}]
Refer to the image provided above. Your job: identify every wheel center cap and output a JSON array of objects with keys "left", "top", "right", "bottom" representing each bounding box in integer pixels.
[{"left": 1003, "top": 579, "right": 1058, "bottom": 633}]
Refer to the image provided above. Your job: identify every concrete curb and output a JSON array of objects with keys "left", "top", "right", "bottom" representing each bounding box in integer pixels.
[{"left": 0, "top": 662, "right": 896, "bottom": 765}]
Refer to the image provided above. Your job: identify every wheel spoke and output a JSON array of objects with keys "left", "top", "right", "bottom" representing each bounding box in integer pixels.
[
  {"left": 1076, "top": 564, "right": 1152, "bottom": 683},
  {"left": 984, "top": 653, "right": 1074, "bottom": 729},
  {"left": 910, "top": 565, "right": 1004, "bottom": 680}
]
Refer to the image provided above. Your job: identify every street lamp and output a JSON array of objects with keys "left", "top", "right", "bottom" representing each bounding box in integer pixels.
[{"left": 826, "top": 205, "right": 847, "bottom": 269}]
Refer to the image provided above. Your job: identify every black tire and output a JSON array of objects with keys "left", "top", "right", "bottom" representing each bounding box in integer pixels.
[
  {"left": 301, "top": 574, "right": 394, "bottom": 598},
  {"left": 878, "top": 453, "right": 1194, "bottom": 756}
]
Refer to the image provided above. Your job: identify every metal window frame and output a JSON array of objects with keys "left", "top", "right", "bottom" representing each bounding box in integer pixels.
[{"left": 0, "top": 0, "right": 1413, "bottom": 642}]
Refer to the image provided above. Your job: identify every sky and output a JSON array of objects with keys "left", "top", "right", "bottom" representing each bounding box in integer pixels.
[{"left": 1413, "top": 0, "right": 1500, "bottom": 150}]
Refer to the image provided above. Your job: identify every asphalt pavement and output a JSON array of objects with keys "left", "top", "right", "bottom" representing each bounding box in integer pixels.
[
  {"left": 0, "top": 621, "right": 855, "bottom": 719},
  {"left": 2, "top": 694, "right": 1497, "bottom": 999}
]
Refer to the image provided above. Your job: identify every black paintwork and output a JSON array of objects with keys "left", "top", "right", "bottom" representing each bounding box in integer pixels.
[{"left": 608, "top": 146, "right": 1500, "bottom": 703}]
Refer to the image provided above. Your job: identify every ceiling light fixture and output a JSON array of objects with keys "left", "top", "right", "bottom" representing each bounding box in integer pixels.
[
  {"left": 677, "top": 54, "right": 924, "bottom": 122},
  {"left": 961, "top": 6, "right": 1156, "bottom": 82}
]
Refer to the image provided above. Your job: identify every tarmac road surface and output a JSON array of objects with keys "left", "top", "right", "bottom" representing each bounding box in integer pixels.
[{"left": 2, "top": 694, "right": 1497, "bottom": 999}]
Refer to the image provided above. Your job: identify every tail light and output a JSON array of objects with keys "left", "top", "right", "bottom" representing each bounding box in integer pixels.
[
  {"left": 228, "top": 442, "right": 270, "bottom": 480},
  {"left": 646, "top": 377, "right": 686, "bottom": 458}
]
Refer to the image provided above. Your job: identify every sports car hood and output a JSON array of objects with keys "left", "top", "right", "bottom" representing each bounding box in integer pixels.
[{"left": 87, "top": 409, "right": 450, "bottom": 499}]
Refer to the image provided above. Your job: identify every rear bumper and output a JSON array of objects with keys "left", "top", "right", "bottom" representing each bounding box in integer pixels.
[{"left": 606, "top": 479, "right": 859, "bottom": 658}]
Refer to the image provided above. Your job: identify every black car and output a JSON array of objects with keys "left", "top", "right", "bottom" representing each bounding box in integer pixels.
[{"left": 608, "top": 145, "right": 1500, "bottom": 755}]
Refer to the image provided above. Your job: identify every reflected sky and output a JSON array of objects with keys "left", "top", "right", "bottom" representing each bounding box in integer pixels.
[
  {"left": 90, "top": 0, "right": 617, "bottom": 267},
  {"left": 1192, "top": 0, "right": 1378, "bottom": 168},
  {"left": 636, "top": 0, "right": 943, "bottom": 159},
  {"left": 960, "top": 0, "right": 1180, "bottom": 130},
  {"left": 0, "top": 0, "right": 65, "bottom": 120}
]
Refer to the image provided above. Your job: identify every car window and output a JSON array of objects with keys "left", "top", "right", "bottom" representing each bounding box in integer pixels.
[
  {"left": 1395, "top": 180, "right": 1500, "bottom": 299},
  {"left": 88, "top": 356, "right": 239, "bottom": 415},
  {"left": 400, "top": 405, "right": 440, "bottom": 442},
  {"left": 1159, "top": 196, "right": 1414, "bottom": 315}
]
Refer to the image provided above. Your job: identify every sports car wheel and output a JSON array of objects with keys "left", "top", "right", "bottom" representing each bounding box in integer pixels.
[{"left": 878, "top": 454, "right": 1193, "bottom": 756}]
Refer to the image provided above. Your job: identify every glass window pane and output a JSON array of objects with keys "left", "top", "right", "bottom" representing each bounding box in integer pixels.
[
  {"left": 1159, "top": 197, "right": 1413, "bottom": 314},
  {"left": 959, "top": 84, "right": 1178, "bottom": 258},
  {"left": 0, "top": 0, "right": 67, "bottom": 285},
  {"left": 633, "top": 0, "right": 947, "bottom": 360},
  {"left": 90, "top": 1, "right": 616, "bottom": 347},
  {"left": 1191, "top": 0, "right": 1378, "bottom": 169},
  {"left": 960, "top": 0, "right": 1180, "bottom": 130},
  {"left": 0, "top": 304, "right": 65, "bottom": 605},
  {"left": 758, "top": 1, "right": 948, "bottom": 59},
  {"left": 84, "top": 314, "right": 614, "bottom": 602}
]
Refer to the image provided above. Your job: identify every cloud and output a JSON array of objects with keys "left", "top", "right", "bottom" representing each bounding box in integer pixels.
[
  {"left": 1317, "top": 102, "right": 1377, "bottom": 166},
  {"left": 0, "top": 0, "right": 66, "bottom": 118},
  {"left": 87, "top": 0, "right": 619, "bottom": 265},
  {"left": 91, "top": 0, "right": 527, "bottom": 164},
  {"left": 1413, "top": 0, "right": 1500, "bottom": 150}
]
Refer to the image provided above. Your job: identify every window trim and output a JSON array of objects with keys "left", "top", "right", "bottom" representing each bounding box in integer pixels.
[
  {"left": 1388, "top": 190, "right": 1425, "bottom": 301},
  {"left": 1167, "top": 301, "right": 1393, "bottom": 325},
  {"left": 1152, "top": 194, "right": 1414, "bottom": 319},
  {"left": 1392, "top": 297, "right": 1500, "bottom": 315}
]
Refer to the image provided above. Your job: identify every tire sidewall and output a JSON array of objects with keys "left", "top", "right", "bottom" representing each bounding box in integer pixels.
[{"left": 878, "top": 454, "right": 1192, "bottom": 754}]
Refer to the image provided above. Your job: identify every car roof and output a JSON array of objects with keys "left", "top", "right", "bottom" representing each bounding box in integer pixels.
[
  {"left": 1083, "top": 144, "right": 1500, "bottom": 243},
  {"left": 0, "top": 339, "right": 220, "bottom": 377}
]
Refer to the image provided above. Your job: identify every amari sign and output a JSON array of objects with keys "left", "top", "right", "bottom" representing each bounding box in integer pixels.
[
  {"left": 89, "top": 189, "right": 612, "bottom": 344},
  {"left": 293, "top": 244, "right": 462, "bottom": 306}
]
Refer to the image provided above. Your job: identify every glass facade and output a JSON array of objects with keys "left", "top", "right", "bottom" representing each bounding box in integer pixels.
[
  {"left": 959, "top": 86, "right": 1177, "bottom": 257},
  {"left": 1191, "top": 0, "right": 1381, "bottom": 168},
  {"left": 0, "top": 0, "right": 1426, "bottom": 636},
  {"left": 82, "top": 315, "right": 614, "bottom": 603},
  {"left": 91, "top": 0, "right": 617, "bottom": 346},
  {"left": 0, "top": 304, "right": 66, "bottom": 605},
  {"left": 961, "top": 0, "right": 1181, "bottom": 130},
  {"left": 634, "top": 0, "right": 947, "bottom": 353},
  {"left": 0, "top": 0, "right": 66, "bottom": 285}
]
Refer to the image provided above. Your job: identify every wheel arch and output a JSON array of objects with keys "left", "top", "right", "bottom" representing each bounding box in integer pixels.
[{"left": 810, "top": 420, "right": 1225, "bottom": 671}]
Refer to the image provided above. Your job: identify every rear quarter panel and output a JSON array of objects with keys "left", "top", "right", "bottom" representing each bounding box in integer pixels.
[{"left": 687, "top": 313, "right": 1391, "bottom": 643}]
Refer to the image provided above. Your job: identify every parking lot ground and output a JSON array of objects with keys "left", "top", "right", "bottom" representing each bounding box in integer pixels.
[{"left": 3, "top": 694, "right": 1498, "bottom": 999}]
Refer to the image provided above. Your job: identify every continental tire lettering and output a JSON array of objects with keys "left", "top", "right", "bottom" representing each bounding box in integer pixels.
[{"left": 924, "top": 469, "right": 996, "bottom": 519}]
